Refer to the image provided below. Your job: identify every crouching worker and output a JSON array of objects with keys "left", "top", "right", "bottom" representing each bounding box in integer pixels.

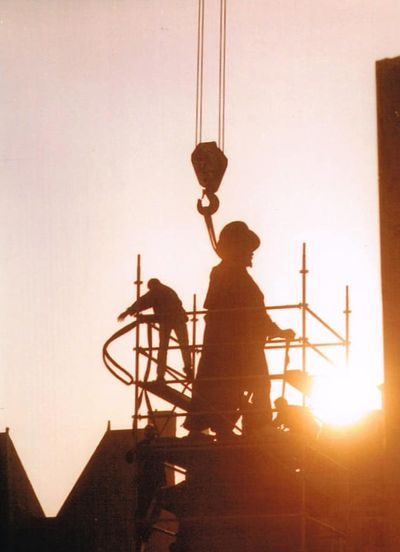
[
  {"left": 273, "top": 396, "right": 320, "bottom": 440},
  {"left": 118, "top": 278, "right": 192, "bottom": 381}
]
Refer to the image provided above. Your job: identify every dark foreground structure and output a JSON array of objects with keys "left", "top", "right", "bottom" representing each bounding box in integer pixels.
[
  {"left": 376, "top": 55, "right": 400, "bottom": 552},
  {"left": 0, "top": 428, "right": 45, "bottom": 552},
  {"left": 0, "top": 423, "right": 176, "bottom": 552},
  {"left": 1, "top": 415, "right": 385, "bottom": 552},
  {"left": 144, "top": 431, "right": 349, "bottom": 551}
]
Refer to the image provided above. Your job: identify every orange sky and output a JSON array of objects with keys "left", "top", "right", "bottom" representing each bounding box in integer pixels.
[{"left": 2, "top": 0, "right": 400, "bottom": 515}]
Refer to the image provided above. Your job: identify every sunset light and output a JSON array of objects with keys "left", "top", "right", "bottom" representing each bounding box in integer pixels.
[{"left": 309, "top": 367, "right": 382, "bottom": 427}]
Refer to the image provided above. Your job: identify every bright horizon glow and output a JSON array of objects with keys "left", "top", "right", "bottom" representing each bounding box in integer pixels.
[{"left": 309, "top": 367, "right": 382, "bottom": 427}]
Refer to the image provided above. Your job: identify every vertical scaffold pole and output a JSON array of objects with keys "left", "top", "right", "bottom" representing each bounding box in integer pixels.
[
  {"left": 300, "top": 243, "right": 308, "bottom": 407},
  {"left": 133, "top": 254, "right": 143, "bottom": 431},
  {"left": 300, "top": 249, "right": 307, "bottom": 552},
  {"left": 344, "top": 285, "right": 351, "bottom": 366},
  {"left": 192, "top": 294, "right": 198, "bottom": 377}
]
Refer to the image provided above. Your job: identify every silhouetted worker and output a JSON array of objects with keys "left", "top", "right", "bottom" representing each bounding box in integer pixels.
[
  {"left": 273, "top": 396, "right": 320, "bottom": 440},
  {"left": 126, "top": 424, "right": 167, "bottom": 548},
  {"left": 184, "top": 221, "right": 295, "bottom": 438},
  {"left": 118, "top": 278, "right": 192, "bottom": 381}
]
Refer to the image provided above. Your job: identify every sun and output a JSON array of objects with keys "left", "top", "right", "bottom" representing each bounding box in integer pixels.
[{"left": 309, "top": 367, "right": 382, "bottom": 427}]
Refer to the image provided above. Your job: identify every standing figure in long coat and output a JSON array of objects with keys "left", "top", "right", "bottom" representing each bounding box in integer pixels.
[{"left": 184, "top": 221, "right": 295, "bottom": 437}]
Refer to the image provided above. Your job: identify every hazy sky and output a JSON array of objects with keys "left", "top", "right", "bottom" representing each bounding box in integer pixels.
[{"left": 2, "top": 0, "right": 400, "bottom": 515}]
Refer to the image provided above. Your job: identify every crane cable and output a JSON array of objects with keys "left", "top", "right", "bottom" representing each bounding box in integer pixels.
[
  {"left": 195, "top": 0, "right": 205, "bottom": 146},
  {"left": 218, "top": 0, "right": 227, "bottom": 152},
  {"left": 195, "top": 0, "right": 227, "bottom": 151}
]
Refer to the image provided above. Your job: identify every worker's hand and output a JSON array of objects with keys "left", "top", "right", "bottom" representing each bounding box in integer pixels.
[
  {"left": 280, "top": 328, "right": 296, "bottom": 341},
  {"left": 117, "top": 311, "right": 128, "bottom": 322}
]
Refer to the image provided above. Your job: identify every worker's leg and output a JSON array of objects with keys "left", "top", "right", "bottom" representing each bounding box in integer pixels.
[
  {"left": 157, "top": 323, "right": 172, "bottom": 380},
  {"left": 173, "top": 322, "right": 192, "bottom": 379}
]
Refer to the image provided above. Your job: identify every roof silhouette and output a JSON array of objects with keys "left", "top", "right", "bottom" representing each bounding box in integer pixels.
[
  {"left": 0, "top": 429, "right": 44, "bottom": 551},
  {"left": 0, "top": 429, "right": 44, "bottom": 521}
]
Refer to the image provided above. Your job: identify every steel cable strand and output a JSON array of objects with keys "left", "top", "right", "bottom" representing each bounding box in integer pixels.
[{"left": 195, "top": 0, "right": 205, "bottom": 145}]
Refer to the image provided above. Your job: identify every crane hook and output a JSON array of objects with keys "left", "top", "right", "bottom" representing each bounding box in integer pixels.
[
  {"left": 197, "top": 190, "right": 220, "bottom": 216},
  {"left": 192, "top": 141, "right": 227, "bottom": 251}
]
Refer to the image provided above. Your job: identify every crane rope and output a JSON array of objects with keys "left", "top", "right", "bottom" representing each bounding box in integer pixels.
[
  {"left": 218, "top": 0, "right": 227, "bottom": 151},
  {"left": 195, "top": 0, "right": 227, "bottom": 150},
  {"left": 195, "top": 0, "right": 205, "bottom": 146}
]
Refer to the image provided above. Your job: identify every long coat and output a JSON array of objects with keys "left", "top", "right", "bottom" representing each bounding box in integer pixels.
[{"left": 185, "top": 260, "right": 280, "bottom": 434}]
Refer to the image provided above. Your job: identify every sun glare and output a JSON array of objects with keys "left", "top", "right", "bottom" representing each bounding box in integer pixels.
[{"left": 309, "top": 368, "right": 382, "bottom": 427}]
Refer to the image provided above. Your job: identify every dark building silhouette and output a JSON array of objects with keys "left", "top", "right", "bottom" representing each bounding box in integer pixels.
[
  {"left": 56, "top": 417, "right": 176, "bottom": 552},
  {"left": 1, "top": 415, "right": 176, "bottom": 552},
  {"left": 0, "top": 428, "right": 45, "bottom": 552},
  {"left": 56, "top": 424, "right": 137, "bottom": 551},
  {"left": 376, "top": 55, "right": 400, "bottom": 552}
]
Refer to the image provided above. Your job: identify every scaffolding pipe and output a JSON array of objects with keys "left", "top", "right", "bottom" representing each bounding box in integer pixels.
[
  {"left": 344, "top": 285, "right": 351, "bottom": 365},
  {"left": 133, "top": 254, "right": 143, "bottom": 431}
]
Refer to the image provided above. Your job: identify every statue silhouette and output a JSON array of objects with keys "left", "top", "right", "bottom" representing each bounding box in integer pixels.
[
  {"left": 184, "top": 221, "right": 295, "bottom": 438},
  {"left": 118, "top": 279, "right": 192, "bottom": 381}
]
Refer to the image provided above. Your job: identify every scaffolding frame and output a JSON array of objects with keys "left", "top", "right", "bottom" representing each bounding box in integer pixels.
[
  {"left": 104, "top": 243, "right": 351, "bottom": 552},
  {"left": 126, "top": 243, "right": 350, "bottom": 431}
]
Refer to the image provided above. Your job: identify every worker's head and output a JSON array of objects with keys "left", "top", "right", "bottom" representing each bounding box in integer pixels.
[
  {"left": 143, "top": 424, "right": 159, "bottom": 440},
  {"left": 216, "top": 221, "right": 260, "bottom": 266},
  {"left": 274, "top": 397, "right": 289, "bottom": 411},
  {"left": 148, "top": 278, "right": 161, "bottom": 290}
]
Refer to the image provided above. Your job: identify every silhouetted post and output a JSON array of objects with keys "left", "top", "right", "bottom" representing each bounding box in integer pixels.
[
  {"left": 376, "top": 55, "right": 400, "bottom": 552},
  {"left": 300, "top": 243, "right": 308, "bottom": 407},
  {"left": 344, "top": 285, "right": 351, "bottom": 365},
  {"left": 134, "top": 254, "right": 143, "bottom": 432},
  {"left": 192, "top": 294, "right": 198, "bottom": 377}
]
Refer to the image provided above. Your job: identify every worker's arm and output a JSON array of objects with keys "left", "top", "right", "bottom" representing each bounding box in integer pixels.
[
  {"left": 272, "top": 413, "right": 283, "bottom": 429},
  {"left": 117, "top": 290, "right": 154, "bottom": 322}
]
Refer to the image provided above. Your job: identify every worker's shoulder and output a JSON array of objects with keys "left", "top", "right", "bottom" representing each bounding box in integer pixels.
[
  {"left": 157, "top": 283, "right": 176, "bottom": 294},
  {"left": 156, "top": 283, "right": 182, "bottom": 302}
]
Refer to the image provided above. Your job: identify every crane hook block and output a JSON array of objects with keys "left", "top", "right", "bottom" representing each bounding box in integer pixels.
[{"left": 191, "top": 141, "right": 228, "bottom": 195}]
